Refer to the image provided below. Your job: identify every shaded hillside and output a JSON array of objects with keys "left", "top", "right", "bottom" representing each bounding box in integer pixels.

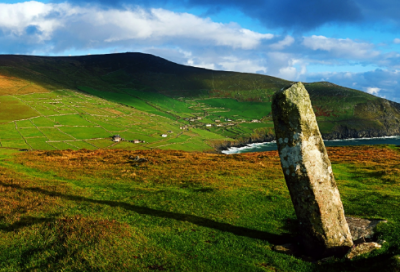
[{"left": 0, "top": 52, "right": 400, "bottom": 151}]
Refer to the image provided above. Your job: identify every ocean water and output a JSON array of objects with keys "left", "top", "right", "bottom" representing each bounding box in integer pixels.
[{"left": 221, "top": 136, "right": 400, "bottom": 154}]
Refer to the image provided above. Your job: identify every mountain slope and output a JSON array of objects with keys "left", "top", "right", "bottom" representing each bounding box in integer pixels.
[{"left": 0, "top": 52, "right": 399, "bottom": 151}]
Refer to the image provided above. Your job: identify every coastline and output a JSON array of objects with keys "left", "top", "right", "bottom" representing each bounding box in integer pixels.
[{"left": 220, "top": 134, "right": 400, "bottom": 154}]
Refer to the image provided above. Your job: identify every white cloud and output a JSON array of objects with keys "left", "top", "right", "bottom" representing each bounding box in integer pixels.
[
  {"left": 0, "top": 1, "right": 69, "bottom": 42},
  {"left": 0, "top": 2, "right": 273, "bottom": 51},
  {"left": 303, "top": 35, "right": 379, "bottom": 59},
  {"left": 304, "top": 69, "right": 400, "bottom": 102},
  {"left": 366, "top": 87, "right": 381, "bottom": 94},
  {"left": 278, "top": 67, "right": 297, "bottom": 80},
  {"left": 217, "top": 56, "right": 267, "bottom": 73},
  {"left": 1, "top": 2, "right": 400, "bottom": 102},
  {"left": 143, "top": 46, "right": 267, "bottom": 74},
  {"left": 269, "top": 35, "right": 294, "bottom": 50}
]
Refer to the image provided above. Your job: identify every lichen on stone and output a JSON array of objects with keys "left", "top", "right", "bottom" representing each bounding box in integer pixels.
[{"left": 272, "top": 82, "right": 353, "bottom": 257}]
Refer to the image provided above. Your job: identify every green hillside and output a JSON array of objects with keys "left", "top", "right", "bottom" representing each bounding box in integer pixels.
[{"left": 0, "top": 52, "right": 399, "bottom": 151}]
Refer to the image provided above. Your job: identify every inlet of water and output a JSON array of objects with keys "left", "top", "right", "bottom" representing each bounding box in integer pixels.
[{"left": 222, "top": 136, "right": 400, "bottom": 154}]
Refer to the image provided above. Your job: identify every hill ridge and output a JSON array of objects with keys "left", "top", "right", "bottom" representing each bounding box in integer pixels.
[{"left": 0, "top": 52, "right": 400, "bottom": 152}]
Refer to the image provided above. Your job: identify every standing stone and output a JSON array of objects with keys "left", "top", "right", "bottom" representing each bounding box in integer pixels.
[{"left": 272, "top": 82, "right": 353, "bottom": 257}]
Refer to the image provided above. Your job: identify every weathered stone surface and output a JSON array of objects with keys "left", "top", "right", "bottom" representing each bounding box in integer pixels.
[
  {"left": 346, "top": 217, "right": 387, "bottom": 243},
  {"left": 272, "top": 82, "right": 353, "bottom": 257},
  {"left": 346, "top": 242, "right": 382, "bottom": 259}
]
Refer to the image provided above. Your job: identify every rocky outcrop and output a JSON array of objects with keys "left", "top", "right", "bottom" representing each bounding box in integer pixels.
[
  {"left": 323, "top": 99, "right": 400, "bottom": 139},
  {"left": 272, "top": 82, "right": 353, "bottom": 258},
  {"left": 274, "top": 216, "right": 387, "bottom": 260},
  {"left": 346, "top": 217, "right": 387, "bottom": 244},
  {"left": 322, "top": 127, "right": 398, "bottom": 140}
]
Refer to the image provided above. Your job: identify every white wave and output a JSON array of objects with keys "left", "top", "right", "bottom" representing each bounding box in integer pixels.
[
  {"left": 221, "top": 141, "right": 276, "bottom": 154},
  {"left": 325, "top": 135, "right": 400, "bottom": 142},
  {"left": 222, "top": 135, "right": 400, "bottom": 154}
]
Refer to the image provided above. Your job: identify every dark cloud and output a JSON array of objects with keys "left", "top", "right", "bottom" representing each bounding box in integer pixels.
[
  {"left": 186, "top": 0, "right": 363, "bottom": 32},
  {"left": 54, "top": 0, "right": 400, "bottom": 32},
  {"left": 55, "top": 0, "right": 363, "bottom": 31}
]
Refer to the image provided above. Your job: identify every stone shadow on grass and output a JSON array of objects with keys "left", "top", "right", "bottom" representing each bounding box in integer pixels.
[
  {"left": 0, "top": 181, "right": 292, "bottom": 245},
  {"left": 0, "top": 215, "right": 59, "bottom": 232},
  {"left": 316, "top": 251, "right": 400, "bottom": 272}
]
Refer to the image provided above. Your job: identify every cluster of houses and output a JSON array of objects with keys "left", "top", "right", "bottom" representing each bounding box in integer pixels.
[
  {"left": 112, "top": 135, "right": 145, "bottom": 144},
  {"left": 185, "top": 116, "right": 203, "bottom": 122},
  {"left": 203, "top": 118, "right": 260, "bottom": 128},
  {"left": 112, "top": 130, "right": 174, "bottom": 143},
  {"left": 161, "top": 130, "right": 174, "bottom": 137},
  {"left": 184, "top": 115, "right": 260, "bottom": 126}
]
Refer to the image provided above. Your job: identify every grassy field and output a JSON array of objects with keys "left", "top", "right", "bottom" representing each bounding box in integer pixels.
[
  {"left": 122, "top": 88, "right": 196, "bottom": 116},
  {"left": 4, "top": 81, "right": 385, "bottom": 151},
  {"left": 2, "top": 52, "right": 400, "bottom": 272},
  {"left": 198, "top": 98, "right": 271, "bottom": 120},
  {"left": 0, "top": 89, "right": 235, "bottom": 152},
  {"left": 0, "top": 145, "right": 400, "bottom": 271},
  {"left": 2, "top": 53, "right": 396, "bottom": 152},
  {"left": 0, "top": 96, "right": 39, "bottom": 122}
]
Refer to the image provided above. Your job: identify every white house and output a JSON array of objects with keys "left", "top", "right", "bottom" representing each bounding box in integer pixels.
[
  {"left": 161, "top": 134, "right": 168, "bottom": 137},
  {"left": 112, "top": 135, "right": 122, "bottom": 142}
]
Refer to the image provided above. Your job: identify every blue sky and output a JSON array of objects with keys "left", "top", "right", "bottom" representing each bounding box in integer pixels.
[{"left": 1, "top": 0, "right": 400, "bottom": 101}]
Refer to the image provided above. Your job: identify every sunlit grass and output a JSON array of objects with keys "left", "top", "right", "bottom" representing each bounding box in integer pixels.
[{"left": 1, "top": 145, "right": 400, "bottom": 271}]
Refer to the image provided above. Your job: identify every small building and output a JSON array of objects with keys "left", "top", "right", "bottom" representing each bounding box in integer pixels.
[
  {"left": 161, "top": 134, "right": 168, "bottom": 137},
  {"left": 197, "top": 117, "right": 202, "bottom": 120},
  {"left": 133, "top": 139, "right": 141, "bottom": 144},
  {"left": 215, "top": 120, "right": 220, "bottom": 123},
  {"left": 206, "top": 124, "right": 212, "bottom": 127},
  {"left": 112, "top": 135, "right": 122, "bottom": 142},
  {"left": 168, "top": 130, "right": 173, "bottom": 133},
  {"left": 226, "top": 119, "right": 232, "bottom": 122},
  {"left": 251, "top": 119, "right": 260, "bottom": 123},
  {"left": 189, "top": 119, "right": 195, "bottom": 122},
  {"left": 217, "top": 124, "right": 223, "bottom": 127}
]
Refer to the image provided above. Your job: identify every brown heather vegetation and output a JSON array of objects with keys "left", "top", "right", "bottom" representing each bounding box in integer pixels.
[
  {"left": 12, "top": 146, "right": 400, "bottom": 188},
  {"left": 14, "top": 149, "right": 284, "bottom": 188},
  {"left": 0, "top": 146, "right": 400, "bottom": 271},
  {"left": 313, "top": 105, "right": 338, "bottom": 117},
  {"left": 329, "top": 145, "right": 400, "bottom": 184},
  {"left": 2, "top": 145, "right": 400, "bottom": 271},
  {"left": 0, "top": 165, "right": 69, "bottom": 224},
  {"left": 0, "top": 155, "right": 147, "bottom": 271},
  {"left": 0, "top": 74, "right": 49, "bottom": 95}
]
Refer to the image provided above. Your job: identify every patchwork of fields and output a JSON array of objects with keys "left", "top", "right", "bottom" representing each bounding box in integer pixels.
[
  {"left": 1, "top": 53, "right": 397, "bottom": 153},
  {"left": 0, "top": 89, "right": 260, "bottom": 151}
]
